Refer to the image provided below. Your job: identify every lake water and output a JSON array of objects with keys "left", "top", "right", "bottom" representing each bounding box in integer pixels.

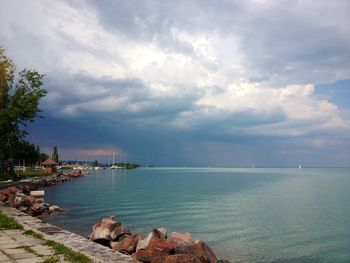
[{"left": 43, "top": 168, "right": 350, "bottom": 262}]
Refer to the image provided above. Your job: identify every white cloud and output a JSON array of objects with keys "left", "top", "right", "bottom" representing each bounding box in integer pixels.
[{"left": 1, "top": 0, "right": 349, "bottom": 139}]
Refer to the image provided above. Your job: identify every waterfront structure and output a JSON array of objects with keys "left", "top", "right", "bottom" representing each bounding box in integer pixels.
[{"left": 42, "top": 158, "right": 57, "bottom": 174}]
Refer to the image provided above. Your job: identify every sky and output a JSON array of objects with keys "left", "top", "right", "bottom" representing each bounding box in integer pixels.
[{"left": 1, "top": 0, "right": 350, "bottom": 167}]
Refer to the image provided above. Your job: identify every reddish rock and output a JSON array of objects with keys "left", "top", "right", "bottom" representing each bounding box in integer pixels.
[
  {"left": 113, "top": 226, "right": 132, "bottom": 241},
  {"left": 137, "top": 228, "right": 167, "bottom": 252},
  {"left": 153, "top": 228, "right": 167, "bottom": 239},
  {"left": 110, "top": 234, "right": 144, "bottom": 254},
  {"left": 8, "top": 187, "right": 19, "bottom": 194},
  {"left": 169, "top": 232, "right": 195, "bottom": 253},
  {"left": 13, "top": 195, "right": 36, "bottom": 208},
  {"left": 90, "top": 216, "right": 123, "bottom": 246},
  {"left": 153, "top": 254, "right": 202, "bottom": 263},
  {"left": 135, "top": 236, "right": 177, "bottom": 262},
  {"left": 28, "top": 203, "right": 46, "bottom": 216},
  {"left": 170, "top": 232, "right": 192, "bottom": 245},
  {"left": 0, "top": 188, "right": 13, "bottom": 197},
  {"left": 0, "top": 194, "right": 7, "bottom": 202},
  {"left": 189, "top": 241, "right": 217, "bottom": 263},
  {"left": 5, "top": 194, "right": 15, "bottom": 206}
]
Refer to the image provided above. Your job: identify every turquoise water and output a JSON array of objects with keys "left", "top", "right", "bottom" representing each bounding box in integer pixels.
[{"left": 43, "top": 168, "right": 350, "bottom": 262}]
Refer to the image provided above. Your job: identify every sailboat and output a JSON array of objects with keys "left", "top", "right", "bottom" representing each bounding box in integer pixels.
[
  {"left": 110, "top": 154, "right": 122, "bottom": 169},
  {"left": 298, "top": 164, "right": 302, "bottom": 169}
]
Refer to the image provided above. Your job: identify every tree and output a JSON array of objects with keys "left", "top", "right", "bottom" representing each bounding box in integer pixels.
[
  {"left": 0, "top": 47, "right": 47, "bottom": 160},
  {"left": 52, "top": 145, "right": 59, "bottom": 163}
]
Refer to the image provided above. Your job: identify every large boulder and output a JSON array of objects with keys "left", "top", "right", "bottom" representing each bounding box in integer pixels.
[
  {"left": 110, "top": 234, "right": 144, "bottom": 254},
  {"left": 136, "top": 228, "right": 167, "bottom": 252},
  {"left": 0, "top": 188, "right": 15, "bottom": 197},
  {"left": 170, "top": 232, "right": 194, "bottom": 253},
  {"left": 188, "top": 241, "right": 217, "bottom": 263},
  {"left": 0, "top": 194, "right": 7, "bottom": 202},
  {"left": 90, "top": 216, "right": 124, "bottom": 246},
  {"left": 28, "top": 203, "right": 46, "bottom": 216},
  {"left": 113, "top": 226, "right": 132, "bottom": 241},
  {"left": 13, "top": 195, "right": 36, "bottom": 208},
  {"left": 134, "top": 236, "right": 177, "bottom": 262}
]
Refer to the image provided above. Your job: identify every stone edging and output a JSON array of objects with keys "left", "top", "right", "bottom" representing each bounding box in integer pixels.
[{"left": 0, "top": 205, "right": 138, "bottom": 263}]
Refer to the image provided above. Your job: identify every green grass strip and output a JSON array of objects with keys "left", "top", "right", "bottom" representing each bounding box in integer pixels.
[
  {"left": 0, "top": 211, "right": 23, "bottom": 230},
  {"left": 23, "top": 229, "right": 44, "bottom": 239},
  {"left": 45, "top": 240, "right": 93, "bottom": 263}
]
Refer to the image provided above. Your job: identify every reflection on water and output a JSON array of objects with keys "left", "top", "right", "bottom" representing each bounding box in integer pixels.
[{"left": 43, "top": 168, "right": 350, "bottom": 262}]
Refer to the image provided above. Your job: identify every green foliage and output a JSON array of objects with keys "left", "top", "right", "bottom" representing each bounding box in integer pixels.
[
  {"left": 0, "top": 211, "right": 23, "bottom": 230},
  {"left": 92, "top": 160, "right": 99, "bottom": 167},
  {"left": 0, "top": 47, "right": 47, "bottom": 160},
  {"left": 52, "top": 145, "right": 59, "bottom": 163}
]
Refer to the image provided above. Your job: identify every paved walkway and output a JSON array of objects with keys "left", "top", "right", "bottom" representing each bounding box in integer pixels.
[
  {"left": 0, "top": 229, "right": 67, "bottom": 263},
  {"left": 0, "top": 206, "right": 137, "bottom": 263}
]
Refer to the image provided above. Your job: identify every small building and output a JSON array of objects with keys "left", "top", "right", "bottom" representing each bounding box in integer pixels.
[{"left": 42, "top": 158, "right": 57, "bottom": 174}]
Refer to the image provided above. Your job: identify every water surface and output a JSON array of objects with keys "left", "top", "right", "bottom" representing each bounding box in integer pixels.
[{"left": 43, "top": 168, "right": 350, "bottom": 262}]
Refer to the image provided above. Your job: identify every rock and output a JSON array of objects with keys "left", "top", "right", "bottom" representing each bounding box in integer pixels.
[
  {"left": 153, "top": 254, "right": 202, "bottom": 263},
  {"left": 17, "top": 183, "right": 33, "bottom": 194},
  {"left": 49, "top": 205, "right": 61, "bottom": 212},
  {"left": 23, "top": 196, "right": 36, "bottom": 207},
  {"left": 134, "top": 236, "right": 177, "bottom": 262},
  {"left": 13, "top": 195, "right": 36, "bottom": 208},
  {"left": 136, "top": 228, "right": 167, "bottom": 252},
  {"left": 170, "top": 232, "right": 194, "bottom": 252},
  {"left": 154, "top": 228, "right": 167, "bottom": 239},
  {"left": 0, "top": 194, "right": 7, "bottom": 202},
  {"left": 28, "top": 203, "right": 46, "bottom": 216},
  {"left": 13, "top": 196, "right": 24, "bottom": 208},
  {"left": 170, "top": 232, "right": 192, "bottom": 243},
  {"left": 0, "top": 188, "right": 14, "bottom": 197},
  {"left": 188, "top": 241, "right": 217, "bottom": 263},
  {"left": 8, "top": 187, "right": 19, "bottom": 194},
  {"left": 110, "top": 234, "right": 144, "bottom": 254},
  {"left": 5, "top": 194, "right": 15, "bottom": 207},
  {"left": 217, "top": 260, "right": 232, "bottom": 263},
  {"left": 18, "top": 206, "right": 28, "bottom": 212},
  {"left": 90, "top": 216, "right": 122, "bottom": 246},
  {"left": 113, "top": 226, "right": 132, "bottom": 241}
]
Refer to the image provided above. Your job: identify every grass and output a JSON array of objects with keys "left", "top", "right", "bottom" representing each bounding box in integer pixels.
[
  {"left": 23, "top": 229, "right": 44, "bottom": 239},
  {"left": 0, "top": 211, "right": 23, "bottom": 230},
  {"left": 2, "top": 214, "right": 93, "bottom": 263},
  {"left": 42, "top": 255, "right": 60, "bottom": 263},
  {"left": 45, "top": 240, "right": 94, "bottom": 263},
  {"left": 25, "top": 230, "right": 93, "bottom": 263}
]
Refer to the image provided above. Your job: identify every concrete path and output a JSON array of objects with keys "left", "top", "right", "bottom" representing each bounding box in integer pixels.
[
  {"left": 0, "top": 206, "right": 137, "bottom": 263},
  {"left": 0, "top": 229, "right": 68, "bottom": 263}
]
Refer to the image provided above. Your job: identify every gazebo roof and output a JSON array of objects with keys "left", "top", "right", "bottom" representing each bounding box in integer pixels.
[{"left": 42, "top": 158, "right": 57, "bottom": 165}]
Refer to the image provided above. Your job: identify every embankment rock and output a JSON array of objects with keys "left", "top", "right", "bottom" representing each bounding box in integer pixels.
[
  {"left": 90, "top": 216, "right": 127, "bottom": 246},
  {"left": 110, "top": 234, "right": 144, "bottom": 254}
]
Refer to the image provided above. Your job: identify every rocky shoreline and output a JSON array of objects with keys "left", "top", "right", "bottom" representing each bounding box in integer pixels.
[
  {"left": 1, "top": 173, "right": 232, "bottom": 263},
  {"left": 0, "top": 172, "right": 84, "bottom": 216},
  {"left": 89, "top": 215, "right": 231, "bottom": 263}
]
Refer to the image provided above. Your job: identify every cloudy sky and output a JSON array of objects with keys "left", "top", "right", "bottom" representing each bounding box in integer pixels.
[{"left": 1, "top": 0, "right": 350, "bottom": 166}]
